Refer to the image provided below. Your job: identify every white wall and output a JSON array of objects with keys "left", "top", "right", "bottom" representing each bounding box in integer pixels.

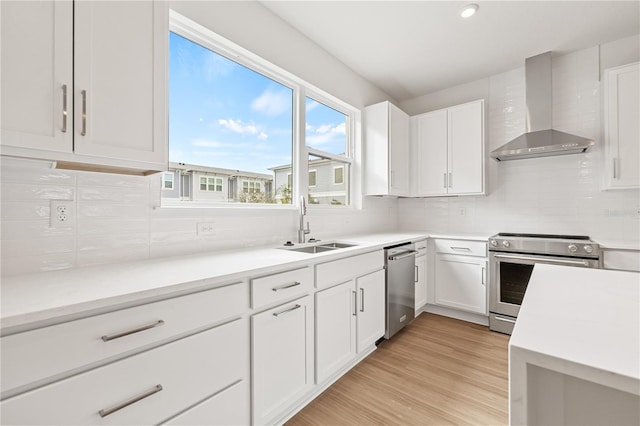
[
  {"left": 398, "top": 38, "right": 640, "bottom": 246},
  {"left": 0, "top": 1, "right": 397, "bottom": 277}
]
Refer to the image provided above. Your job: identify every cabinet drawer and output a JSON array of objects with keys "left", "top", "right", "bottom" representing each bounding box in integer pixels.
[
  {"left": 251, "top": 267, "right": 313, "bottom": 309},
  {"left": 316, "top": 251, "right": 384, "bottom": 290},
  {"left": 434, "top": 239, "right": 486, "bottom": 257},
  {"left": 162, "top": 380, "right": 249, "bottom": 426},
  {"left": 0, "top": 319, "right": 248, "bottom": 425},
  {"left": 1, "top": 282, "right": 247, "bottom": 395}
]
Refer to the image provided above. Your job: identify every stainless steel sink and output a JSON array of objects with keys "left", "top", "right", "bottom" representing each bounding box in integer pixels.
[{"left": 279, "top": 241, "right": 358, "bottom": 254}]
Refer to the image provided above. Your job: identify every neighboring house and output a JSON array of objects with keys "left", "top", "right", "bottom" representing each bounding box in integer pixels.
[
  {"left": 270, "top": 158, "right": 348, "bottom": 205},
  {"left": 162, "top": 162, "right": 273, "bottom": 203}
]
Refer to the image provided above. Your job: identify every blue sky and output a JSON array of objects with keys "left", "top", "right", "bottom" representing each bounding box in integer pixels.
[{"left": 169, "top": 32, "right": 346, "bottom": 175}]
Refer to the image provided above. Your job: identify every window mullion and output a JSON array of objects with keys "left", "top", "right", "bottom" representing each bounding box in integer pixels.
[{"left": 295, "top": 87, "right": 308, "bottom": 207}]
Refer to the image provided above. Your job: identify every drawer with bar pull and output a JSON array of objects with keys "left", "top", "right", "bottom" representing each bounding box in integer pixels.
[
  {"left": 251, "top": 266, "right": 314, "bottom": 309},
  {"left": 0, "top": 318, "right": 247, "bottom": 425},
  {"left": 434, "top": 239, "right": 487, "bottom": 257},
  {"left": 0, "top": 282, "right": 247, "bottom": 397}
]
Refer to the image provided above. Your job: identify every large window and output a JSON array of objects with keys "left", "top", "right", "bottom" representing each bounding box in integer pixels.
[{"left": 164, "top": 12, "right": 356, "bottom": 208}]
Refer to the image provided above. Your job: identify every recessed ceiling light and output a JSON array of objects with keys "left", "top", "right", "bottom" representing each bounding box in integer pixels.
[{"left": 461, "top": 3, "right": 479, "bottom": 18}]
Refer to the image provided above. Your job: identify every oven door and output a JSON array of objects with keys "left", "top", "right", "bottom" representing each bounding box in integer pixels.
[{"left": 489, "top": 252, "right": 599, "bottom": 318}]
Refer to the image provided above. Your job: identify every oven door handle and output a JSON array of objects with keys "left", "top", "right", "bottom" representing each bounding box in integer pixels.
[{"left": 493, "top": 254, "right": 590, "bottom": 267}]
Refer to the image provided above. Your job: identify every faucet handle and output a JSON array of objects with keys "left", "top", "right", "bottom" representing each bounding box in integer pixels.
[
  {"left": 305, "top": 221, "right": 311, "bottom": 234},
  {"left": 300, "top": 196, "right": 307, "bottom": 215}
]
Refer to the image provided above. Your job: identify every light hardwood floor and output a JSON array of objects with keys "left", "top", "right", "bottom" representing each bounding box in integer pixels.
[{"left": 287, "top": 313, "right": 510, "bottom": 426}]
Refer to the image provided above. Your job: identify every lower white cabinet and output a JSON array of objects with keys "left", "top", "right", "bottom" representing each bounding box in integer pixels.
[
  {"left": 0, "top": 319, "right": 248, "bottom": 425},
  {"left": 315, "top": 269, "right": 385, "bottom": 384},
  {"left": 251, "top": 295, "right": 314, "bottom": 425},
  {"left": 415, "top": 241, "right": 428, "bottom": 312},
  {"left": 433, "top": 239, "right": 487, "bottom": 315},
  {"left": 435, "top": 254, "right": 487, "bottom": 314}
]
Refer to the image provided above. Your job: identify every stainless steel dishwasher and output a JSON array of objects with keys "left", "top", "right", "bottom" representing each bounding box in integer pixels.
[{"left": 384, "top": 242, "right": 417, "bottom": 339}]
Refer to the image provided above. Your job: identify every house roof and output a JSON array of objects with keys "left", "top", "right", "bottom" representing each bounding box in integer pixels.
[{"left": 169, "top": 162, "right": 272, "bottom": 180}]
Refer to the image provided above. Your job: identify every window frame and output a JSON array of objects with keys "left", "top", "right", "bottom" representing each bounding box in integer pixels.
[
  {"left": 167, "top": 11, "right": 361, "bottom": 210},
  {"left": 333, "top": 165, "right": 345, "bottom": 185},
  {"left": 162, "top": 172, "right": 174, "bottom": 190}
]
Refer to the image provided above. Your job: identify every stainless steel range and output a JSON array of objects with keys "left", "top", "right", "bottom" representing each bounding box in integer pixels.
[{"left": 488, "top": 233, "right": 601, "bottom": 334}]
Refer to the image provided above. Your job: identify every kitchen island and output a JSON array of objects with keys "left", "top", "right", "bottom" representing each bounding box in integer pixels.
[{"left": 509, "top": 264, "right": 640, "bottom": 425}]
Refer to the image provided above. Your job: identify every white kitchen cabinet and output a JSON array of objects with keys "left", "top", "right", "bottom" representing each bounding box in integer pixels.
[
  {"left": 415, "top": 240, "right": 428, "bottom": 312},
  {"left": 0, "top": 0, "right": 167, "bottom": 174},
  {"left": 364, "top": 101, "right": 410, "bottom": 196},
  {"left": 252, "top": 295, "right": 314, "bottom": 425},
  {"left": 316, "top": 265, "right": 385, "bottom": 384},
  {"left": 0, "top": 0, "right": 73, "bottom": 153},
  {"left": 434, "top": 239, "right": 487, "bottom": 315},
  {"left": 1, "top": 319, "right": 248, "bottom": 425},
  {"left": 412, "top": 99, "right": 485, "bottom": 196},
  {"left": 603, "top": 62, "right": 639, "bottom": 189}
]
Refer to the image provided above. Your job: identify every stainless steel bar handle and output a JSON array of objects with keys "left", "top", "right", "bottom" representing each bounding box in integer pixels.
[
  {"left": 451, "top": 246, "right": 471, "bottom": 252},
  {"left": 481, "top": 266, "right": 486, "bottom": 285},
  {"left": 443, "top": 173, "right": 447, "bottom": 188},
  {"left": 360, "top": 288, "right": 365, "bottom": 312},
  {"left": 389, "top": 250, "right": 417, "bottom": 261},
  {"left": 101, "top": 320, "right": 165, "bottom": 342},
  {"left": 81, "top": 89, "right": 87, "bottom": 136},
  {"left": 493, "top": 254, "right": 590, "bottom": 267},
  {"left": 415, "top": 265, "right": 419, "bottom": 283},
  {"left": 272, "top": 304, "right": 301, "bottom": 317},
  {"left": 494, "top": 315, "right": 516, "bottom": 324},
  {"left": 448, "top": 172, "right": 452, "bottom": 188},
  {"left": 612, "top": 158, "right": 617, "bottom": 179},
  {"left": 61, "top": 84, "right": 68, "bottom": 133},
  {"left": 272, "top": 281, "right": 301, "bottom": 292},
  {"left": 98, "top": 384, "right": 163, "bottom": 418},
  {"left": 352, "top": 291, "right": 357, "bottom": 316}
]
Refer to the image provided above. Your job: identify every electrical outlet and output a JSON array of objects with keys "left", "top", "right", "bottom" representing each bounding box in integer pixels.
[
  {"left": 50, "top": 200, "right": 74, "bottom": 227},
  {"left": 197, "top": 222, "right": 216, "bottom": 236}
]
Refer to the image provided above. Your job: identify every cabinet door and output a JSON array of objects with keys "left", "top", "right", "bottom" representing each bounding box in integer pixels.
[
  {"left": 448, "top": 100, "right": 484, "bottom": 194},
  {"left": 415, "top": 254, "right": 428, "bottom": 311},
  {"left": 604, "top": 63, "right": 639, "bottom": 189},
  {"left": 413, "top": 109, "right": 448, "bottom": 196},
  {"left": 389, "top": 103, "right": 410, "bottom": 196},
  {"left": 356, "top": 269, "right": 385, "bottom": 353},
  {"left": 435, "top": 254, "right": 487, "bottom": 314},
  {"left": 315, "top": 281, "right": 356, "bottom": 384},
  {"left": 252, "top": 296, "right": 314, "bottom": 425},
  {"left": 1, "top": 0, "right": 73, "bottom": 152},
  {"left": 73, "top": 1, "right": 167, "bottom": 166}
]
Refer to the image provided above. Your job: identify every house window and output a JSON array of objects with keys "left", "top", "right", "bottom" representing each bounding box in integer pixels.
[
  {"left": 334, "top": 166, "right": 344, "bottom": 185},
  {"left": 243, "top": 181, "right": 260, "bottom": 193},
  {"left": 162, "top": 172, "right": 174, "bottom": 190},
  {"left": 200, "top": 176, "right": 222, "bottom": 192},
  {"left": 165, "top": 12, "right": 357, "bottom": 208}
]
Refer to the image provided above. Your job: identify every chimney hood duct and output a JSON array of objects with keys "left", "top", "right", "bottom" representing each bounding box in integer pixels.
[{"left": 490, "top": 52, "right": 594, "bottom": 161}]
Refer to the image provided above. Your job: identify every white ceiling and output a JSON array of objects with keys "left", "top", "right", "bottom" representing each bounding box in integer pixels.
[{"left": 261, "top": 1, "right": 640, "bottom": 102}]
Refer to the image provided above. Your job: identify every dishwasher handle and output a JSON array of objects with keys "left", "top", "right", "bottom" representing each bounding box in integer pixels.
[{"left": 388, "top": 250, "right": 417, "bottom": 261}]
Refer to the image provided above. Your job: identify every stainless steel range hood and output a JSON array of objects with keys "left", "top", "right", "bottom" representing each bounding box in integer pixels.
[{"left": 491, "top": 52, "right": 594, "bottom": 161}]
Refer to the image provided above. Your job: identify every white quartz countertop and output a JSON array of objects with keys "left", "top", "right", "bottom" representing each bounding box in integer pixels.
[
  {"left": 510, "top": 264, "right": 640, "bottom": 395},
  {"left": 0, "top": 232, "right": 427, "bottom": 332}
]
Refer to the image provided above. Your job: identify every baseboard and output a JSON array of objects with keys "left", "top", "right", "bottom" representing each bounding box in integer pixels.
[{"left": 422, "top": 304, "right": 489, "bottom": 326}]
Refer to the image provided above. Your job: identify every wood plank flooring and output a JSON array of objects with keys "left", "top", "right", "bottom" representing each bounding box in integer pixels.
[{"left": 287, "top": 313, "right": 510, "bottom": 426}]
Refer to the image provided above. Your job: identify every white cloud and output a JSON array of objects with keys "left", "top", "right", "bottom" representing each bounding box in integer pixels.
[
  {"left": 306, "top": 122, "right": 346, "bottom": 146},
  {"left": 218, "top": 119, "right": 259, "bottom": 136},
  {"left": 306, "top": 99, "right": 319, "bottom": 113},
  {"left": 251, "top": 89, "right": 291, "bottom": 117},
  {"left": 258, "top": 132, "right": 268, "bottom": 140}
]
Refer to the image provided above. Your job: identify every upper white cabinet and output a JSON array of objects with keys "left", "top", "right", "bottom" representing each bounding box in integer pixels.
[
  {"left": 364, "top": 101, "right": 410, "bottom": 196},
  {"left": 0, "top": 0, "right": 167, "bottom": 175},
  {"left": 411, "top": 99, "right": 485, "bottom": 196},
  {"left": 603, "top": 62, "right": 639, "bottom": 189}
]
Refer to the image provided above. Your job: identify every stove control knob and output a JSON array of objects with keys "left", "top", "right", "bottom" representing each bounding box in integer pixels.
[
  {"left": 584, "top": 245, "right": 594, "bottom": 254},
  {"left": 490, "top": 239, "right": 498, "bottom": 247},
  {"left": 502, "top": 240, "right": 511, "bottom": 248},
  {"left": 568, "top": 244, "right": 578, "bottom": 253}
]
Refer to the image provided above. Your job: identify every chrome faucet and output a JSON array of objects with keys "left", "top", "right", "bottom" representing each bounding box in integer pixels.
[{"left": 298, "top": 195, "right": 311, "bottom": 243}]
